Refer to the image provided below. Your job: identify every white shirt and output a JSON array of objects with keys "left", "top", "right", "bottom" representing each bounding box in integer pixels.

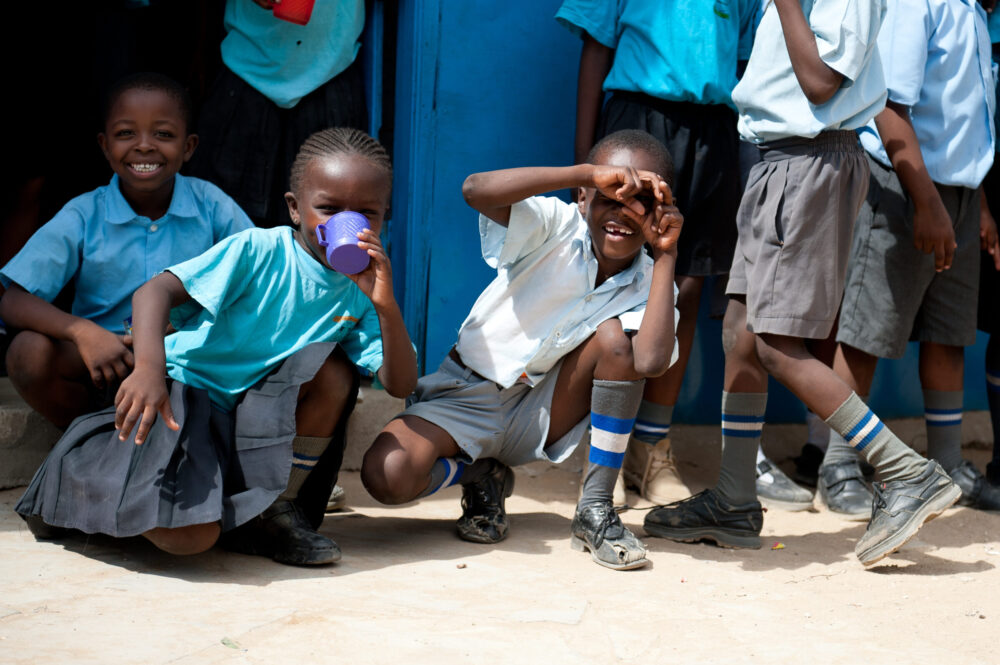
[{"left": 455, "top": 196, "right": 677, "bottom": 388}]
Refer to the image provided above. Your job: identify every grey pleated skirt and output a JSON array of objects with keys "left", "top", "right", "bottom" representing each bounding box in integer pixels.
[{"left": 15, "top": 343, "right": 338, "bottom": 537}]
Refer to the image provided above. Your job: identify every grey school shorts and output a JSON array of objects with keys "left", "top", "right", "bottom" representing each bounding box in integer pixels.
[
  {"left": 837, "top": 155, "right": 981, "bottom": 358},
  {"left": 400, "top": 354, "right": 591, "bottom": 468},
  {"left": 727, "top": 131, "right": 869, "bottom": 338}
]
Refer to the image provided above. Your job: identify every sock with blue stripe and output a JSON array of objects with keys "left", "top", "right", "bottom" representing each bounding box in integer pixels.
[
  {"left": 580, "top": 379, "right": 644, "bottom": 507},
  {"left": 717, "top": 391, "right": 766, "bottom": 504},
  {"left": 821, "top": 395, "right": 868, "bottom": 468},
  {"left": 986, "top": 340, "right": 1000, "bottom": 465},
  {"left": 633, "top": 400, "right": 673, "bottom": 444},
  {"left": 279, "top": 435, "right": 332, "bottom": 501},
  {"left": 825, "top": 392, "right": 924, "bottom": 482},
  {"left": 923, "top": 389, "right": 963, "bottom": 472},
  {"left": 418, "top": 458, "right": 494, "bottom": 498}
]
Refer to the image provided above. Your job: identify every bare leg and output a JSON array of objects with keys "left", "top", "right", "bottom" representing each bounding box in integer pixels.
[
  {"left": 6, "top": 331, "right": 98, "bottom": 428},
  {"left": 144, "top": 522, "right": 221, "bottom": 555}
]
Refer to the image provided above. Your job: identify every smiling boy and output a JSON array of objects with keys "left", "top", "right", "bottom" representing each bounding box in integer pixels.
[
  {"left": 361, "top": 129, "right": 682, "bottom": 570},
  {"left": 0, "top": 72, "right": 252, "bottom": 427}
]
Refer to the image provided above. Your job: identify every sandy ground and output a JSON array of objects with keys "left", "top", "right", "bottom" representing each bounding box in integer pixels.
[{"left": 1, "top": 444, "right": 998, "bottom": 665}]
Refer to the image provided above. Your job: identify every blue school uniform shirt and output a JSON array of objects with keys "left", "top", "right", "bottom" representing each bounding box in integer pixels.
[
  {"left": 221, "top": 0, "right": 364, "bottom": 109},
  {"left": 454, "top": 196, "right": 678, "bottom": 389},
  {"left": 0, "top": 174, "right": 252, "bottom": 334},
  {"left": 164, "top": 226, "right": 384, "bottom": 411},
  {"left": 555, "top": 0, "right": 760, "bottom": 109},
  {"left": 859, "top": 0, "right": 996, "bottom": 188},
  {"left": 733, "top": 0, "right": 887, "bottom": 144}
]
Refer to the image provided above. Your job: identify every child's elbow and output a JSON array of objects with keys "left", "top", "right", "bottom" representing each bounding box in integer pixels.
[
  {"left": 803, "top": 73, "right": 844, "bottom": 106},
  {"left": 461, "top": 173, "right": 484, "bottom": 206},
  {"left": 634, "top": 354, "right": 671, "bottom": 379}
]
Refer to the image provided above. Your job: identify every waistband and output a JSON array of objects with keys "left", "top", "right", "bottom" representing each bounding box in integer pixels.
[
  {"left": 759, "top": 130, "right": 862, "bottom": 161},
  {"left": 609, "top": 91, "right": 737, "bottom": 119}
]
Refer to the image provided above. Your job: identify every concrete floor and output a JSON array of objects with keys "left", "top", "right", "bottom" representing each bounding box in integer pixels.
[{"left": 1, "top": 440, "right": 998, "bottom": 664}]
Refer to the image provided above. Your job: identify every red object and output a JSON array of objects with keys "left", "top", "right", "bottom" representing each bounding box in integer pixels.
[{"left": 273, "top": 0, "right": 315, "bottom": 25}]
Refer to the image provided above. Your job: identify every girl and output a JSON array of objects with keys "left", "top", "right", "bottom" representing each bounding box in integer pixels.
[{"left": 16, "top": 128, "right": 417, "bottom": 566}]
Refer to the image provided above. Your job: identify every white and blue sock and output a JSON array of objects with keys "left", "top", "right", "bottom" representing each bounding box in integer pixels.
[
  {"left": 632, "top": 400, "right": 673, "bottom": 445},
  {"left": 417, "top": 457, "right": 499, "bottom": 498},
  {"left": 580, "top": 379, "right": 644, "bottom": 507},
  {"left": 279, "top": 435, "right": 332, "bottom": 501},
  {"left": 825, "top": 392, "right": 924, "bottom": 482},
  {"left": 923, "top": 389, "right": 963, "bottom": 472},
  {"left": 717, "top": 391, "right": 766, "bottom": 504}
]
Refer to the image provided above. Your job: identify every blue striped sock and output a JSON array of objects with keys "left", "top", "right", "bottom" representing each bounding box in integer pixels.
[
  {"left": 923, "top": 390, "right": 963, "bottom": 471},
  {"left": 632, "top": 400, "right": 673, "bottom": 444},
  {"left": 826, "top": 392, "right": 924, "bottom": 482},
  {"left": 418, "top": 458, "right": 469, "bottom": 498},
  {"left": 581, "top": 379, "right": 644, "bottom": 506},
  {"left": 717, "top": 391, "right": 766, "bottom": 503}
]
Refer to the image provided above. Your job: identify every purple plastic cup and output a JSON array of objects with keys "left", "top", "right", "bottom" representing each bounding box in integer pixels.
[{"left": 315, "top": 211, "right": 371, "bottom": 274}]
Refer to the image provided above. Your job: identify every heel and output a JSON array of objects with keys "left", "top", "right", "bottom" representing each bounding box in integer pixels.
[{"left": 569, "top": 535, "right": 586, "bottom": 552}]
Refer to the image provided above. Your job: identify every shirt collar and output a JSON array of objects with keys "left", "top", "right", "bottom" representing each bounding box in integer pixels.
[
  {"left": 105, "top": 173, "right": 198, "bottom": 225},
  {"left": 578, "top": 225, "right": 653, "bottom": 290}
]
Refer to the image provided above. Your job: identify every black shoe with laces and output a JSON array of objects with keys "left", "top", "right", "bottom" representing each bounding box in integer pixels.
[
  {"left": 571, "top": 501, "right": 648, "bottom": 570},
  {"left": 643, "top": 489, "right": 763, "bottom": 549},
  {"left": 855, "top": 461, "right": 961, "bottom": 566},
  {"left": 947, "top": 460, "right": 1000, "bottom": 511},
  {"left": 221, "top": 500, "right": 341, "bottom": 566},
  {"left": 456, "top": 461, "right": 515, "bottom": 544},
  {"left": 817, "top": 459, "right": 873, "bottom": 520}
]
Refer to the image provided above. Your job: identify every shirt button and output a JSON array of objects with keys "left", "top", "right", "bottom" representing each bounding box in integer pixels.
[
  {"left": 555, "top": 331, "right": 561, "bottom": 337},
  {"left": 585, "top": 295, "right": 592, "bottom": 302},
  {"left": 149, "top": 224, "right": 159, "bottom": 232}
]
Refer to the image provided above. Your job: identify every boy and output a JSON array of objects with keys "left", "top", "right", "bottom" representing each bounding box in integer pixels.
[
  {"left": 553, "top": 0, "right": 814, "bottom": 511},
  {"left": 0, "top": 72, "right": 252, "bottom": 428},
  {"left": 361, "top": 130, "right": 682, "bottom": 570},
  {"left": 834, "top": 0, "right": 1000, "bottom": 511},
  {"left": 644, "top": 0, "right": 963, "bottom": 566}
]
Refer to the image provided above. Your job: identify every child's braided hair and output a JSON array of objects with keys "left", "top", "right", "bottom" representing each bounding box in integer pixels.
[{"left": 289, "top": 127, "right": 393, "bottom": 195}]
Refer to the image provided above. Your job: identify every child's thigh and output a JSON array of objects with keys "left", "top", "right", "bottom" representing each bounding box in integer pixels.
[{"left": 7, "top": 331, "right": 89, "bottom": 382}]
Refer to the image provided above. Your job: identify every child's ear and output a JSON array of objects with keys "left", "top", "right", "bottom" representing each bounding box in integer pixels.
[
  {"left": 284, "top": 192, "right": 300, "bottom": 225},
  {"left": 182, "top": 134, "right": 199, "bottom": 162},
  {"left": 577, "top": 187, "right": 589, "bottom": 216}
]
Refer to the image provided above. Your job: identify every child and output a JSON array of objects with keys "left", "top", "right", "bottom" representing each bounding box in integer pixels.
[
  {"left": 16, "top": 128, "right": 417, "bottom": 566},
  {"left": 833, "top": 0, "right": 1000, "bottom": 511},
  {"left": 361, "top": 129, "right": 682, "bottom": 571},
  {"left": 0, "top": 72, "right": 253, "bottom": 428},
  {"left": 644, "top": 0, "right": 962, "bottom": 566},
  {"left": 553, "top": 0, "right": 803, "bottom": 510}
]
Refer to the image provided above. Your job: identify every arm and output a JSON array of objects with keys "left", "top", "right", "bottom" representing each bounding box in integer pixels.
[
  {"left": 462, "top": 163, "right": 657, "bottom": 226},
  {"left": 114, "top": 272, "right": 191, "bottom": 444},
  {"left": 773, "top": 0, "right": 844, "bottom": 104},
  {"left": 349, "top": 228, "right": 418, "bottom": 397},
  {"left": 981, "top": 186, "right": 1000, "bottom": 271},
  {"left": 574, "top": 34, "right": 614, "bottom": 166},
  {"left": 0, "top": 284, "right": 133, "bottom": 387},
  {"left": 874, "top": 100, "right": 956, "bottom": 271},
  {"left": 629, "top": 197, "right": 684, "bottom": 377}
]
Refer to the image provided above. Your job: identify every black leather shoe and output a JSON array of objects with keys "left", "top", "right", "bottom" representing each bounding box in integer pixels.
[
  {"left": 817, "top": 460, "right": 873, "bottom": 521},
  {"left": 571, "top": 501, "right": 648, "bottom": 570},
  {"left": 947, "top": 460, "right": 1000, "bottom": 511},
  {"left": 456, "top": 461, "right": 514, "bottom": 544},
  {"left": 644, "top": 489, "right": 763, "bottom": 549},
  {"left": 222, "top": 500, "right": 341, "bottom": 566},
  {"left": 855, "top": 461, "right": 961, "bottom": 566}
]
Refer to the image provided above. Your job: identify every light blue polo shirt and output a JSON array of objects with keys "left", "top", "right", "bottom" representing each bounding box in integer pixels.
[
  {"left": 859, "top": 0, "right": 995, "bottom": 188},
  {"left": 221, "top": 0, "right": 364, "bottom": 109},
  {"left": 0, "top": 174, "right": 253, "bottom": 334},
  {"left": 555, "top": 0, "right": 761, "bottom": 109},
  {"left": 733, "top": 0, "right": 887, "bottom": 144},
  {"left": 165, "top": 227, "right": 384, "bottom": 410}
]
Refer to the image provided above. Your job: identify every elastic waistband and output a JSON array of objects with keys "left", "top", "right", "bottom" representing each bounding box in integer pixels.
[
  {"left": 759, "top": 130, "right": 861, "bottom": 161},
  {"left": 609, "top": 91, "right": 736, "bottom": 119}
]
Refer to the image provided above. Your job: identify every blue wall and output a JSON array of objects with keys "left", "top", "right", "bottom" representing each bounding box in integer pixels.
[{"left": 390, "top": 0, "right": 990, "bottom": 424}]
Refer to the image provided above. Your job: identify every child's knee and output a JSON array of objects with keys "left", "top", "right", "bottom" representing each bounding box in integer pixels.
[
  {"left": 305, "top": 352, "right": 356, "bottom": 401},
  {"left": 143, "top": 522, "right": 220, "bottom": 555},
  {"left": 6, "top": 331, "right": 56, "bottom": 385},
  {"left": 361, "top": 435, "right": 418, "bottom": 505},
  {"left": 753, "top": 336, "right": 784, "bottom": 376},
  {"left": 593, "top": 319, "right": 637, "bottom": 378},
  {"left": 296, "top": 352, "right": 357, "bottom": 434}
]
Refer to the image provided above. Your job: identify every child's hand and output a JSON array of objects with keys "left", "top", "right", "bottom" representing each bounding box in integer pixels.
[
  {"left": 73, "top": 322, "right": 135, "bottom": 389},
  {"left": 642, "top": 202, "right": 684, "bottom": 256},
  {"left": 592, "top": 166, "right": 670, "bottom": 218},
  {"left": 981, "top": 202, "right": 1000, "bottom": 271},
  {"left": 114, "top": 366, "right": 179, "bottom": 445},
  {"left": 346, "top": 228, "right": 395, "bottom": 308},
  {"left": 912, "top": 199, "right": 956, "bottom": 271}
]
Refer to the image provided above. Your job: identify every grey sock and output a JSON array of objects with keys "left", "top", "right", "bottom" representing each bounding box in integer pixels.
[
  {"left": 279, "top": 435, "right": 332, "bottom": 501},
  {"left": 580, "top": 379, "right": 644, "bottom": 507},
  {"left": 717, "top": 391, "right": 767, "bottom": 504},
  {"left": 633, "top": 400, "right": 673, "bottom": 444},
  {"left": 417, "top": 457, "right": 497, "bottom": 498},
  {"left": 923, "top": 389, "right": 964, "bottom": 472},
  {"left": 825, "top": 393, "right": 925, "bottom": 482},
  {"left": 821, "top": 395, "right": 867, "bottom": 468}
]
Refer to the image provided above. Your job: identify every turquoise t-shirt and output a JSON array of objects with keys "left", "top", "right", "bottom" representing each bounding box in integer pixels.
[
  {"left": 220, "top": 0, "right": 364, "bottom": 108},
  {"left": 164, "top": 227, "right": 383, "bottom": 410},
  {"left": 556, "top": 0, "right": 761, "bottom": 109}
]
